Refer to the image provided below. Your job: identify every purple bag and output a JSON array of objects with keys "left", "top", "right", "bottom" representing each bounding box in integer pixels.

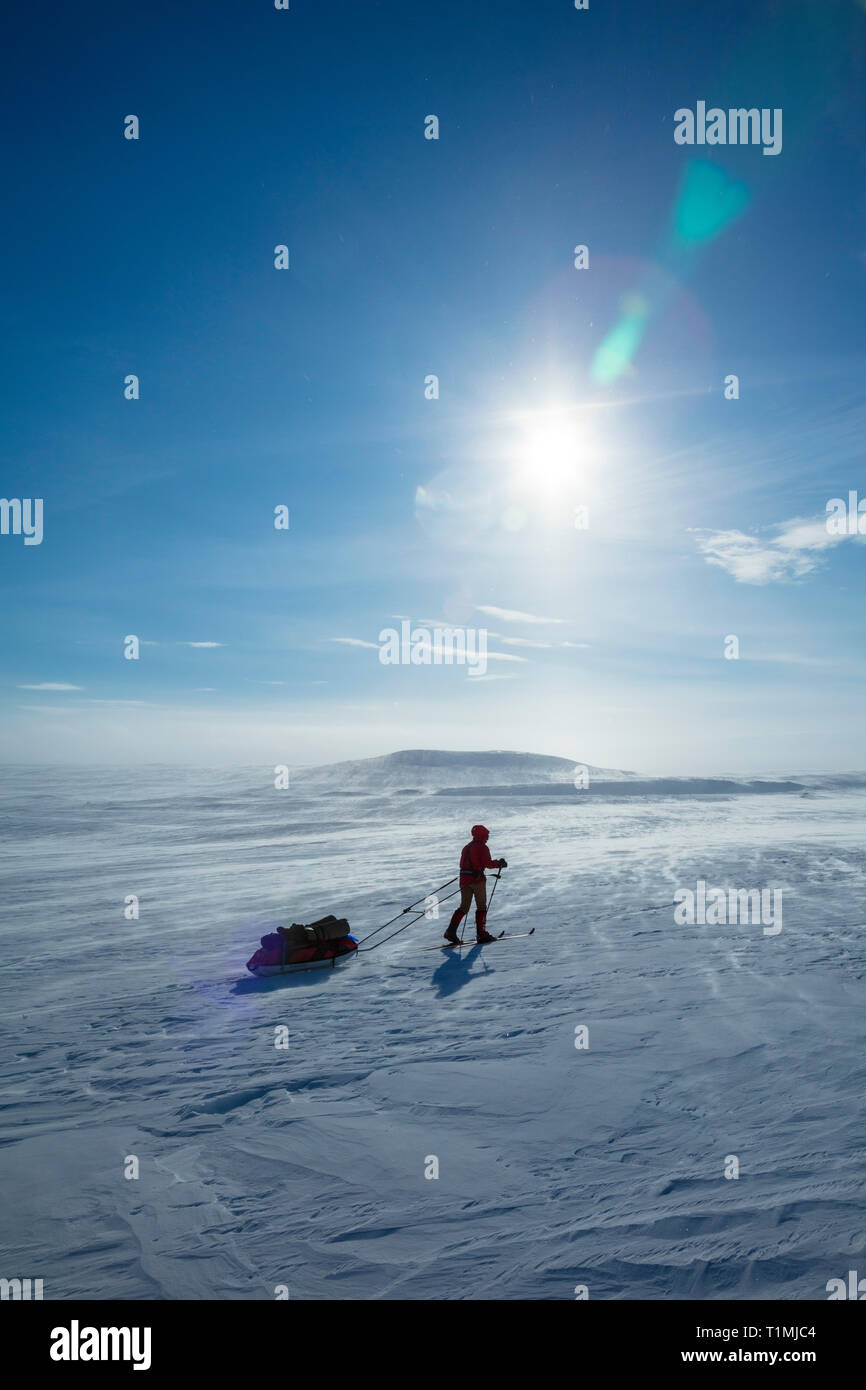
[{"left": 246, "top": 931, "right": 283, "bottom": 972}]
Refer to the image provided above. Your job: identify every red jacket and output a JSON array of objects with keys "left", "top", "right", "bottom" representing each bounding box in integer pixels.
[{"left": 460, "top": 839, "right": 499, "bottom": 882}]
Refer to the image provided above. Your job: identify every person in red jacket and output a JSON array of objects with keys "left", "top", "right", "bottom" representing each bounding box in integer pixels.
[{"left": 444, "top": 824, "right": 507, "bottom": 944}]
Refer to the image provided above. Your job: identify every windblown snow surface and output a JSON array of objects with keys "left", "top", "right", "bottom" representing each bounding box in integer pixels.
[{"left": 1, "top": 759, "right": 865, "bottom": 1301}]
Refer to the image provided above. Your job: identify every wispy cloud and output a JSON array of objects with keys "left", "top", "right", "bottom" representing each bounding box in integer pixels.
[
  {"left": 476, "top": 605, "right": 566, "bottom": 624},
  {"left": 17, "top": 682, "right": 82, "bottom": 691},
  {"left": 178, "top": 641, "right": 224, "bottom": 648},
  {"left": 412, "top": 639, "right": 528, "bottom": 664},
  {"left": 85, "top": 699, "right": 149, "bottom": 705},
  {"left": 472, "top": 649, "right": 527, "bottom": 663},
  {"left": 500, "top": 637, "right": 553, "bottom": 649},
  {"left": 745, "top": 652, "right": 833, "bottom": 667},
  {"left": 500, "top": 636, "right": 591, "bottom": 650},
  {"left": 328, "top": 635, "right": 528, "bottom": 664}
]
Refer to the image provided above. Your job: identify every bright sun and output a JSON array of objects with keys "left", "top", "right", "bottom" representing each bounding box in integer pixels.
[{"left": 511, "top": 409, "right": 596, "bottom": 502}]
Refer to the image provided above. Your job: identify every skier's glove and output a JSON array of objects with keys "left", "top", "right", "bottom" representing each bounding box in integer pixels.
[{"left": 497, "top": 858, "right": 508, "bottom": 868}]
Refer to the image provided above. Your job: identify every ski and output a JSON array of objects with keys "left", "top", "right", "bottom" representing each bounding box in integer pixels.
[{"left": 420, "top": 929, "right": 535, "bottom": 951}]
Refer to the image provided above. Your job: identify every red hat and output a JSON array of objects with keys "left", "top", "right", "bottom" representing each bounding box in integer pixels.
[{"left": 471, "top": 824, "right": 489, "bottom": 840}]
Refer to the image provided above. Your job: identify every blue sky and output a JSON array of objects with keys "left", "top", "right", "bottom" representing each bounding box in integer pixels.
[{"left": 2, "top": 0, "right": 865, "bottom": 771}]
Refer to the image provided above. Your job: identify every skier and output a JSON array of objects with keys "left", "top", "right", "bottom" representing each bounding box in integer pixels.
[{"left": 444, "top": 824, "right": 507, "bottom": 944}]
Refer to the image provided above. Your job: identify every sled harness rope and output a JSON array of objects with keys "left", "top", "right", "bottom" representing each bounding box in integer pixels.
[{"left": 357, "top": 871, "right": 503, "bottom": 952}]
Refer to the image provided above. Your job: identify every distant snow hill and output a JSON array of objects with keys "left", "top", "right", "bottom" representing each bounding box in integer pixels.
[
  {"left": 294, "top": 748, "right": 638, "bottom": 791},
  {"left": 289, "top": 749, "right": 860, "bottom": 797}
]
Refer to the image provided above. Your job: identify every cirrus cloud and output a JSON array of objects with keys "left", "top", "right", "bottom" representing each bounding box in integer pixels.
[
  {"left": 475, "top": 605, "right": 566, "bottom": 624},
  {"left": 17, "top": 682, "right": 82, "bottom": 691}
]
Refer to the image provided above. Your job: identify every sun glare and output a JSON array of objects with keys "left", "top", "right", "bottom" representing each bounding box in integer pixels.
[{"left": 511, "top": 409, "right": 597, "bottom": 503}]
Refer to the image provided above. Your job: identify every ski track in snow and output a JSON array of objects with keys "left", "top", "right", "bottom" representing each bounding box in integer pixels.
[{"left": 1, "top": 766, "right": 864, "bottom": 1300}]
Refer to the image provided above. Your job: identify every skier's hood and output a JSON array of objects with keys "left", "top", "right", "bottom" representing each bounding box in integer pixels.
[{"left": 471, "top": 824, "right": 489, "bottom": 841}]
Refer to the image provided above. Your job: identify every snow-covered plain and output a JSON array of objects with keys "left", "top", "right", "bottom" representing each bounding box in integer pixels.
[{"left": 1, "top": 754, "right": 864, "bottom": 1300}]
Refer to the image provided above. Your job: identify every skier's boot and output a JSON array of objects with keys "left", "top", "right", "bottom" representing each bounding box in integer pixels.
[
  {"left": 444, "top": 910, "right": 463, "bottom": 945},
  {"left": 475, "top": 909, "right": 496, "bottom": 944}
]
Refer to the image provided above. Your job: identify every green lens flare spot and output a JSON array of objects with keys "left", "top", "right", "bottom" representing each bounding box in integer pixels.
[
  {"left": 673, "top": 160, "right": 751, "bottom": 246},
  {"left": 591, "top": 312, "right": 647, "bottom": 385}
]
